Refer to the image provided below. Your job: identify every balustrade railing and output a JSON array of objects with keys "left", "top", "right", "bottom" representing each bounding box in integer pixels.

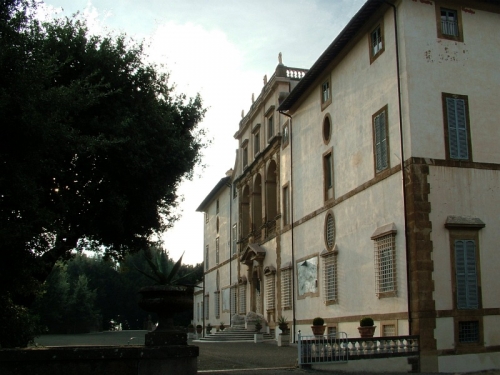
[{"left": 298, "top": 332, "right": 419, "bottom": 365}]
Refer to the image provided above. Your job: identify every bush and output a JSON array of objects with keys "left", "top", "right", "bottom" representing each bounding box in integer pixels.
[
  {"left": 312, "top": 317, "right": 324, "bottom": 326},
  {"left": 360, "top": 317, "right": 374, "bottom": 327},
  {"left": 0, "top": 295, "right": 44, "bottom": 348}
]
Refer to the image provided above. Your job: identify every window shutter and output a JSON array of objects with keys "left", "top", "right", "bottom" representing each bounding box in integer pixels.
[
  {"left": 375, "top": 111, "right": 388, "bottom": 171},
  {"left": 446, "top": 98, "right": 468, "bottom": 159},
  {"left": 455, "top": 240, "right": 478, "bottom": 309}
]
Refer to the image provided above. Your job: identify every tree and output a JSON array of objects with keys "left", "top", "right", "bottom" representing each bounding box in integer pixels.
[{"left": 0, "top": 0, "right": 206, "bottom": 346}]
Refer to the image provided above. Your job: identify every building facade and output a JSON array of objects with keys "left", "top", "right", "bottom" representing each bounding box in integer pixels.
[{"left": 197, "top": 0, "right": 500, "bottom": 372}]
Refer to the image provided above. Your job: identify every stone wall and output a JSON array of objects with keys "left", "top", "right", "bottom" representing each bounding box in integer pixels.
[{"left": 0, "top": 345, "right": 198, "bottom": 375}]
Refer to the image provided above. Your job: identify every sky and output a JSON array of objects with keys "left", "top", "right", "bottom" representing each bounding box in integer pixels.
[{"left": 39, "top": 0, "right": 366, "bottom": 265}]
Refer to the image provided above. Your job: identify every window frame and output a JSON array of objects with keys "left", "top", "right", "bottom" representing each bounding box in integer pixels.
[
  {"left": 282, "top": 121, "right": 290, "bottom": 149},
  {"left": 320, "top": 78, "right": 332, "bottom": 111},
  {"left": 442, "top": 93, "right": 472, "bottom": 161},
  {"left": 323, "top": 148, "right": 334, "bottom": 202},
  {"left": 280, "top": 264, "right": 292, "bottom": 310},
  {"left": 215, "top": 237, "right": 220, "bottom": 264},
  {"left": 371, "top": 223, "right": 397, "bottom": 299},
  {"left": 205, "top": 244, "right": 209, "bottom": 270},
  {"left": 369, "top": 21, "right": 385, "bottom": 64},
  {"left": 282, "top": 183, "right": 290, "bottom": 228},
  {"left": 321, "top": 245, "right": 339, "bottom": 305},
  {"left": 436, "top": 3, "right": 464, "bottom": 42},
  {"left": 267, "top": 115, "right": 274, "bottom": 142},
  {"left": 372, "top": 105, "right": 390, "bottom": 174},
  {"left": 322, "top": 113, "right": 332, "bottom": 145}
]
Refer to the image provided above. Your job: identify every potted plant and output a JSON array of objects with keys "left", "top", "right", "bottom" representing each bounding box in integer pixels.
[
  {"left": 254, "top": 318, "right": 264, "bottom": 343},
  {"left": 196, "top": 324, "right": 203, "bottom": 334},
  {"left": 277, "top": 316, "right": 290, "bottom": 347},
  {"left": 206, "top": 323, "right": 213, "bottom": 334},
  {"left": 277, "top": 316, "right": 289, "bottom": 333},
  {"left": 358, "top": 317, "right": 377, "bottom": 338},
  {"left": 219, "top": 322, "right": 225, "bottom": 331},
  {"left": 136, "top": 247, "right": 194, "bottom": 346},
  {"left": 311, "top": 317, "right": 326, "bottom": 336}
]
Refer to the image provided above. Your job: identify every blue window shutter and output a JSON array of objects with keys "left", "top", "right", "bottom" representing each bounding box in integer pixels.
[
  {"left": 455, "top": 240, "right": 478, "bottom": 309},
  {"left": 446, "top": 97, "right": 468, "bottom": 159},
  {"left": 374, "top": 111, "right": 388, "bottom": 172}
]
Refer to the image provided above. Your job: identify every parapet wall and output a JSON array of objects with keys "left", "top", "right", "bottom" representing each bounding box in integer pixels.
[{"left": 0, "top": 345, "right": 198, "bottom": 375}]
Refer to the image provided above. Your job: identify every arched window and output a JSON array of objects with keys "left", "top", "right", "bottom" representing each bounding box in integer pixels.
[{"left": 266, "top": 161, "right": 277, "bottom": 221}]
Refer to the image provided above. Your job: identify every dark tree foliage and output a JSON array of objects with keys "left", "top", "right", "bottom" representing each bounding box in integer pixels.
[
  {"left": 0, "top": 0, "right": 206, "bottom": 347},
  {"left": 33, "top": 252, "right": 203, "bottom": 333}
]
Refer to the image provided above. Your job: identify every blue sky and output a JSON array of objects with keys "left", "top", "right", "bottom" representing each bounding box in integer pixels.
[{"left": 40, "top": 0, "right": 366, "bottom": 264}]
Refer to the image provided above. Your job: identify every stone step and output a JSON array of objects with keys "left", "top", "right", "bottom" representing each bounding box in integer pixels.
[{"left": 198, "top": 327, "right": 274, "bottom": 342}]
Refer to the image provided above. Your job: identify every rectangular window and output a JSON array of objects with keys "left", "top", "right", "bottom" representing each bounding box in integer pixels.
[
  {"left": 455, "top": 239, "right": 479, "bottom": 309},
  {"left": 266, "top": 273, "right": 276, "bottom": 310},
  {"left": 216, "top": 199, "right": 219, "bottom": 214},
  {"left": 268, "top": 115, "right": 274, "bottom": 141},
  {"left": 230, "top": 286, "right": 237, "bottom": 316},
  {"left": 443, "top": 93, "right": 471, "bottom": 161},
  {"left": 281, "top": 267, "right": 292, "bottom": 309},
  {"left": 204, "top": 294, "right": 209, "bottom": 320},
  {"left": 369, "top": 22, "right": 384, "bottom": 63},
  {"left": 327, "top": 325, "right": 338, "bottom": 337},
  {"left": 282, "top": 185, "right": 290, "bottom": 226},
  {"left": 441, "top": 8, "right": 458, "bottom": 36},
  {"left": 373, "top": 106, "right": 389, "bottom": 173},
  {"left": 254, "top": 131, "right": 260, "bottom": 155},
  {"left": 282, "top": 122, "right": 290, "bottom": 148},
  {"left": 320, "top": 79, "right": 332, "bottom": 110},
  {"left": 322, "top": 251, "right": 338, "bottom": 304},
  {"left": 323, "top": 150, "right": 334, "bottom": 201},
  {"left": 215, "top": 237, "right": 220, "bottom": 264},
  {"left": 436, "top": 5, "right": 463, "bottom": 42},
  {"left": 459, "top": 321, "right": 479, "bottom": 343},
  {"left": 205, "top": 245, "right": 209, "bottom": 270},
  {"left": 243, "top": 146, "right": 248, "bottom": 169},
  {"left": 374, "top": 233, "right": 396, "bottom": 297},
  {"left": 232, "top": 224, "right": 237, "bottom": 255},
  {"left": 382, "top": 323, "right": 397, "bottom": 337},
  {"left": 238, "top": 284, "right": 246, "bottom": 314},
  {"left": 214, "top": 291, "right": 220, "bottom": 319}
]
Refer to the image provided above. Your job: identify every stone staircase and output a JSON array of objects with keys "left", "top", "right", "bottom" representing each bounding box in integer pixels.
[{"left": 197, "top": 326, "right": 274, "bottom": 342}]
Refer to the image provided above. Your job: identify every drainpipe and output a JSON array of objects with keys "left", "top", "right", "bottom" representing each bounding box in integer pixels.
[
  {"left": 227, "top": 180, "right": 232, "bottom": 326},
  {"left": 386, "top": 1, "right": 412, "bottom": 334},
  {"left": 279, "top": 109, "right": 296, "bottom": 343}
]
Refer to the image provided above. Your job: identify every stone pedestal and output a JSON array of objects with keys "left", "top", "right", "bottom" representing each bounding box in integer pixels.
[
  {"left": 254, "top": 333, "right": 264, "bottom": 343},
  {"left": 278, "top": 333, "right": 289, "bottom": 347}
]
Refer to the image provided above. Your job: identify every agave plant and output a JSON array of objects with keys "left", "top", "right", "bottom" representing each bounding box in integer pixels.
[{"left": 136, "top": 246, "right": 187, "bottom": 286}]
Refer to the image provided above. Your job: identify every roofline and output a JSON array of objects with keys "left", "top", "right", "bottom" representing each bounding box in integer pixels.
[
  {"left": 278, "top": 0, "right": 387, "bottom": 112},
  {"left": 196, "top": 176, "right": 231, "bottom": 212}
]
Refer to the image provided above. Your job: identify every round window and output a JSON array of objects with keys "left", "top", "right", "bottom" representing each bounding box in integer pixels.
[{"left": 323, "top": 115, "right": 331, "bottom": 144}]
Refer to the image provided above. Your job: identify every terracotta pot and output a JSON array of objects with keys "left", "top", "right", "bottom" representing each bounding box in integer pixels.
[
  {"left": 311, "top": 325, "right": 326, "bottom": 336},
  {"left": 196, "top": 326, "right": 202, "bottom": 334},
  {"left": 358, "top": 325, "right": 377, "bottom": 338}
]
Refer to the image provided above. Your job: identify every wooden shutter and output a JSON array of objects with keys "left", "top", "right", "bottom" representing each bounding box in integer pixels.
[
  {"left": 446, "top": 97, "right": 468, "bottom": 159},
  {"left": 374, "top": 111, "right": 388, "bottom": 172},
  {"left": 455, "top": 240, "right": 478, "bottom": 309}
]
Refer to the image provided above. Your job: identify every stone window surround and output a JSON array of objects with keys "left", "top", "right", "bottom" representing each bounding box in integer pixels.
[
  {"left": 445, "top": 215, "right": 485, "bottom": 348},
  {"left": 323, "top": 147, "right": 334, "bottom": 203},
  {"left": 368, "top": 19, "right": 385, "bottom": 64},
  {"left": 320, "top": 77, "right": 332, "bottom": 111},
  {"left": 435, "top": 1, "right": 464, "bottom": 42},
  {"left": 322, "top": 113, "right": 332, "bottom": 145},
  {"left": 371, "top": 222, "right": 397, "bottom": 299},
  {"left": 442, "top": 92, "right": 472, "bottom": 162}
]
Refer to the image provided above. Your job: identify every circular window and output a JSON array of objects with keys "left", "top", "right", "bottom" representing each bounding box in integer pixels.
[
  {"left": 322, "top": 115, "right": 331, "bottom": 144},
  {"left": 324, "top": 212, "right": 335, "bottom": 250}
]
